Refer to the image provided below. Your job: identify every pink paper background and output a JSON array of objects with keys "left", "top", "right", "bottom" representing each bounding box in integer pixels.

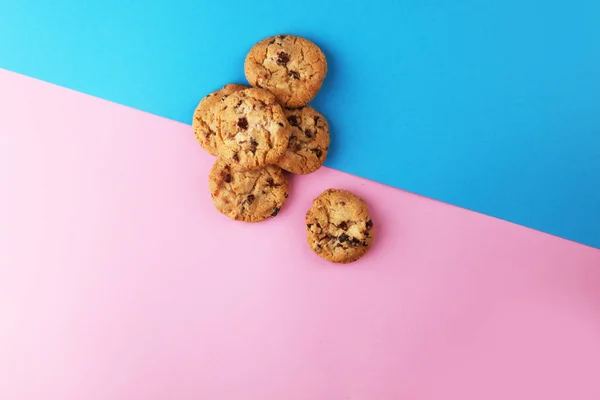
[{"left": 1, "top": 69, "right": 600, "bottom": 399}]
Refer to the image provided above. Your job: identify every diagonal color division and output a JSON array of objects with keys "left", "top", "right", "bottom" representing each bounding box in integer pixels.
[
  {"left": 2, "top": 69, "right": 600, "bottom": 400},
  {"left": 0, "top": 0, "right": 599, "bottom": 249}
]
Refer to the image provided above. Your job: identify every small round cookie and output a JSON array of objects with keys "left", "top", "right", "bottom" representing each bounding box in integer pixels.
[
  {"left": 244, "top": 34, "right": 327, "bottom": 108},
  {"left": 215, "top": 88, "right": 290, "bottom": 171},
  {"left": 306, "top": 189, "right": 374, "bottom": 263},
  {"left": 192, "top": 84, "right": 247, "bottom": 155},
  {"left": 277, "top": 106, "right": 330, "bottom": 174},
  {"left": 209, "top": 159, "right": 289, "bottom": 222}
]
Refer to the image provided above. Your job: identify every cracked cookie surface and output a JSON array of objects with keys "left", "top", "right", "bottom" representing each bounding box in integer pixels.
[
  {"left": 209, "top": 159, "right": 289, "bottom": 222},
  {"left": 244, "top": 34, "right": 327, "bottom": 108},
  {"left": 306, "top": 189, "right": 374, "bottom": 263},
  {"left": 193, "top": 84, "right": 247, "bottom": 155},
  {"left": 277, "top": 106, "right": 330, "bottom": 174},
  {"left": 215, "top": 88, "right": 290, "bottom": 171}
]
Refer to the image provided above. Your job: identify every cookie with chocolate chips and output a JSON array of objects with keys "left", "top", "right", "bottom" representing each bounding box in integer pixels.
[
  {"left": 209, "top": 159, "right": 288, "bottom": 222},
  {"left": 244, "top": 34, "right": 327, "bottom": 108},
  {"left": 277, "top": 106, "right": 330, "bottom": 174},
  {"left": 215, "top": 88, "right": 290, "bottom": 171},
  {"left": 306, "top": 189, "right": 374, "bottom": 263},
  {"left": 192, "top": 84, "right": 248, "bottom": 155}
]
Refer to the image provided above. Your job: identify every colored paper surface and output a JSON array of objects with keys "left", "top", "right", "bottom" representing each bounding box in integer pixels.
[
  {"left": 2, "top": 70, "right": 600, "bottom": 400},
  {"left": 0, "top": 0, "right": 599, "bottom": 247}
]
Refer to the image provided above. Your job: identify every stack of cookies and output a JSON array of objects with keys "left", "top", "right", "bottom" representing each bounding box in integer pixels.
[
  {"left": 193, "top": 34, "right": 329, "bottom": 223},
  {"left": 192, "top": 34, "right": 374, "bottom": 264}
]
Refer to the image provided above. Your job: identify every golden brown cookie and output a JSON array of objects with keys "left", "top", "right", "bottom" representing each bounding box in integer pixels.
[
  {"left": 306, "top": 189, "right": 374, "bottom": 263},
  {"left": 244, "top": 34, "right": 327, "bottom": 108},
  {"left": 215, "top": 88, "right": 290, "bottom": 171},
  {"left": 277, "top": 106, "right": 330, "bottom": 174},
  {"left": 209, "top": 159, "right": 289, "bottom": 222},
  {"left": 192, "top": 84, "right": 247, "bottom": 155}
]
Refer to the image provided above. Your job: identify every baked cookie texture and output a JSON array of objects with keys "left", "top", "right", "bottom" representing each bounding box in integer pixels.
[
  {"left": 306, "top": 189, "right": 374, "bottom": 263},
  {"left": 192, "top": 84, "right": 247, "bottom": 155},
  {"left": 215, "top": 88, "right": 290, "bottom": 171},
  {"left": 244, "top": 34, "right": 327, "bottom": 108},
  {"left": 209, "top": 159, "right": 289, "bottom": 222},
  {"left": 277, "top": 106, "right": 330, "bottom": 174}
]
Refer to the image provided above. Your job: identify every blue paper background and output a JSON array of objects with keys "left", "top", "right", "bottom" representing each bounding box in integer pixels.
[{"left": 1, "top": 0, "right": 599, "bottom": 247}]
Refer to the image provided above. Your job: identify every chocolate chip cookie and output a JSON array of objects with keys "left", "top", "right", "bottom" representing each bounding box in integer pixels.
[
  {"left": 244, "top": 34, "right": 327, "bottom": 108},
  {"left": 209, "top": 159, "right": 289, "bottom": 222},
  {"left": 192, "top": 84, "right": 247, "bottom": 155},
  {"left": 277, "top": 106, "right": 330, "bottom": 174},
  {"left": 306, "top": 189, "right": 374, "bottom": 263},
  {"left": 215, "top": 88, "right": 290, "bottom": 171}
]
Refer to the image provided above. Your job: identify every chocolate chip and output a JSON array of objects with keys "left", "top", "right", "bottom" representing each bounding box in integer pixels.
[
  {"left": 269, "top": 39, "right": 275, "bottom": 45},
  {"left": 265, "top": 177, "right": 281, "bottom": 188},
  {"left": 316, "top": 223, "right": 322, "bottom": 229},
  {"left": 350, "top": 237, "right": 361, "bottom": 246},
  {"left": 314, "top": 116, "right": 320, "bottom": 125},
  {"left": 338, "top": 233, "right": 349, "bottom": 243},
  {"left": 363, "top": 241, "right": 369, "bottom": 247},
  {"left": 277, "top": 52, "right": 290, "bottom": 66},
  {"left": 237, "top": 117, "right": 248, "bottom": 130},
  {"left": 287, "top": 115, "right": 299, "bottom": 127},
  {"left": 271, "top": 207, "right": 280, "bottom": 217},
  {"left": 256, "top": 83, "right": 263, "bottom": 89},
  {"left": 249, "top": 138, "right": 258, "bottom": 154},
  {"left": 366, "top": 219, "right": 373, "bottom": 229},
  {"left": 304, "top": 129, "right": 313, "bottom": 138},
  {"left": 246, "top": 194, "right": 255, "bottom": 204},
  {"left": 222, "top": 173, "right": 232, "bottom": 183},
  {"left": 235, "top": 100, "right": 243, "bottom": 108},
  {"left": 338, "top": 221, "right": 347, "bottom": 230},
  {"left": 278, "top": 35, "right": 287, "bottom": 39},
  {"left": 293, "top": 143, "right": 302, "bottom": 152},
  {"left": 307, "top": 223, "right": 313, "bottom": 229},
  {"left": 278, "top": 122, "right": 284, "bottom": 127},
  {"left": 289, "top": 70, "right": 300, "bottom": 80},
  {"left": 310, "top": 148, "right": 322, "bottom": 158},
  {"left": 233, "top": 153, "right": 239, "bottom": 162}
]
